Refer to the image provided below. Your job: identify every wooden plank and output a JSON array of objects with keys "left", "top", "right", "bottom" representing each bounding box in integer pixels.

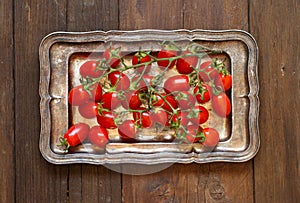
[
  {"left": 250, "top": 0, "right": 300, "bottom": 202},
  {"left": 121, "top": 0, "right": 254, "bottom": 202},
  {"left": 0, "top": 0, "right": 15, "bottom": 202},
  {"left": 14, "top": 0, "right": 69, "bottom": 202},
  {"left": 119, "top": 0, "right": 184, "bottom": 29},
  {"left": 66, "top": 1, "right": 122, "bottom": 202}
]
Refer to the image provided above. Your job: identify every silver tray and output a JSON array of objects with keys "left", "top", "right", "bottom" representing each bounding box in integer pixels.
[{"left": 39, "top": 29, "right": 259, "bottom": 164}]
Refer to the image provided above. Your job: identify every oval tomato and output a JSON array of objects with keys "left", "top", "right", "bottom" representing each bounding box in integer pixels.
[
  {"left": 61, "top": 123, "right": 90, "bottom": 148},
  {"left": 96, "top": 111, "right": 117, "bottom": 129},
  {"left": 212, "top": 92, "right": 231, "bottom": 117},
  {"left": 103, "top": 48, "right": 121, "bottom": 68},
  {"left": 193, "top": 83, "right": 211, "bottom": 104},
  {"left": 118, "top": 120, "right": 137, "bottom": 139},
  {"left": 185, "top": 125, "right": 203, "bottom": 143},
  {"left": 151, "top": 108, "right": 169, "bottom": 126},
  {"left": 189, "top": 106, "right": 209, "bottom": 125},
  {"left": 176, "top": 51, "right": 198, "bottom": 74},
  {"left": 108, "top": 71, "right": 130, "bottom": 91},
  {"left": 88, "top": 83, "right": 102, "bottom": 102},
  {"left": 199, "top": 61, "right": 219, "bottom": 82},
  {"left": 100, "top": 92, "right": 121, "bottom": 110},
  {"left": 131, "top": 74, "right": 154, "bottom": 90},
  {"left": 121, "top": 90, "right": 142, "bottom": 110},
  {"left": 133, "top": 108, "right": 153, "bottom": 128},
  {"left": 78, "top": 101, "right": 99, "bottom": 119},
  {"left": 152, "top": 93, "right": 178, "bottom": 112},
  {"left": 79, "top": 60, "right": 103, "bottom": 78},
  {"left": 170, "top": 111, "right": 189, "bottom": 128},
  {"left": 202, "top": 128, "right": 220, "bottom": 147},
  {"left": 132, "top": 52, "right": 152, "bottom": 73},
  {"left": 88, "top": 125, "right": 109, "bottom": 147},
  {"left": 68, "top": 85, "right": 90, "bottom": 106},
  {"left": 164, "top": 75, "right": 190, "bottom": 94},
  {"left": 215, "top": 73, "right": 232, "bottom": 91},
  {"left": 175, "top": 91, "right": 196, "bottom": 110},
  {"left": 157, "top": 49, "right": 177, "bottom": 69}
]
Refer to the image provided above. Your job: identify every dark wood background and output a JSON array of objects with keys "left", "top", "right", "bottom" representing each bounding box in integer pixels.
[{"left": 1, "top": 0, "right": 299, "bottom": 202}]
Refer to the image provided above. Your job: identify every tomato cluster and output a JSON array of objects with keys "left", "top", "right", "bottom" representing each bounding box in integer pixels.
[{"left": 59, "top": 42, "right": 232, "bottom": 152}]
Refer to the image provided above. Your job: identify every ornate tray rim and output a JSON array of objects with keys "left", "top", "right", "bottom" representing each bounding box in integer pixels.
[{"left": 39, "top": 29, "right": 259, "bottom": 165}]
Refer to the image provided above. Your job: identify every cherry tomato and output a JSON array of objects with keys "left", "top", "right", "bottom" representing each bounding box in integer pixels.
[
  {"left": 78, "top": 101, "right": 99, "bottom": 119},
  {"left": 212, "top": 92, "right": 231, "bottom": 117},
  {"left": 118, "top": 120, "right": 137, "bottom": 139},
  {"left": 62, "top": 123, "right": 90, "bottom": 148},
  {"left": 194, "top": 83, "right": 211, "bottom": 104},
  {"left": 133, "top": 108, "right": 153, "bottom": 128},
  {"left": 68, "top": 85, "right": 90, "bottom": 106},
  {"left": 131, "top": 74, "right": 154, "bottom": 90},
  {"left": 189, "top": 106, "right": 209, "bottom": 125},
  {"left": 121, "top": 90, "right": 142, "bottom": 110},
  {"left": 103, "top": 48, "right": 121, "bottom": 68},
  {"left": 170, "top": 111, "right": 189, "bottom": 128},
  {"left": 202, "top": 128, "right": 220, "bottom": 147},
  {"left": 88, "top": 125, "right": 109, "bottom": 147},
  {"left": 176, "top": 51, "right": 198, "bottom": 74},
  {"left": 96, "top": 110, "right": 117, "bottom": 129},
  {"left": 215, "top": 73, "right": 232, "bottom": 91},
  {"left": 151, "top": 108, "right": 169, "bottom": 126},
  {"left": 108, "top": 71, "right": 130, "bottom": 91},
  {"left": 132, "top": 52, "right": 152, "bottom": 73},
  {"left": 89, "top": 83, "right": 102, "bottom": 102},
  {"left": 185, "top": 125, "right": 203, "bottom": 143},
  {"left": 157, "top": 49, "right": 177, "bottom": 69},
  {"left": 79, "top": 60, "right": 103, "bottom": 78},
  {"left": 100, "top": 92, "right": 121, "bottom": 110},
  {"left": 175, "top": 91, "right": 196, "bottom": 110},
  {"left": 152, "top": 93, "right": 178, "bottom": 112},
  {"left": 164, "top": 75, "right": 190, "bottom": 94},
  {"left": 199, "top": 61, "right": 219, "bottom": 82}
]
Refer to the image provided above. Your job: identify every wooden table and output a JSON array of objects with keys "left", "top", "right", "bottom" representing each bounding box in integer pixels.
[{"left": 1, "top": 0, "right": 299, "bottom": 202}]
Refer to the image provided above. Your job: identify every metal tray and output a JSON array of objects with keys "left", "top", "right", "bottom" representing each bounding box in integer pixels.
[{"left": 39, "top": 29, "right": 259, "bottom": 164}]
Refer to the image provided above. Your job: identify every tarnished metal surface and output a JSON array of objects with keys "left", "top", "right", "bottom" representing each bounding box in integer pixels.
[{"left": 39, "top": 29, "right": 259, "bottom": 164}]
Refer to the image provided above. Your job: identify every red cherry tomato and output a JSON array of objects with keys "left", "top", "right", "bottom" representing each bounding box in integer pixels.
[
  {"left": 151, "top": 108, "right": 169, "bottom": 126},
  {"left": 68, "top": 85, "right": 90, "bottom": 106},
  {"left": 118, "top": 120, "right": 137, "bottom": 139},
  {"left": 193, "top": 83, "right": 211, "bottom": 104},
  {"left": 96, "top": 111, "right": 117, "bottom": 129},
  {"left": 108, "top": 71, "right": 130, "bottom": 91},
  {"left": 176, "top": 51, "right": 198, "bottom": 74},
  {"left": 189, "top": 106, "right": 209, "bottom": 125},
  {"left": 175, "top": 91, "right": 196, "bottom": 110},
  {"left": 157, "top": 49, "right": 177, "bottom": 69},
  {"left": 185, "top": 125, "right": 203, "bottom": 143},
  {"left": 170, "top": 111, "right": 189, "bottom": 128},
  {"left": 152, "top": 93, "right": 178, "bottom": 112},
  {"left": 132, "top": 52, "right": 152, "bottom": 73},
  {"left": 133, "top": 108, "right": 153, "bottom": 128},
  {"left": 199, "top": 61, "right": 219, "bottom": 82},
  {"left": 78, "top": 101, "right": 99, "bottom": 119},
  {"left": 103, "top": 48, "right": 121, "bottom": 68},
  {"left": 131, "top": 74, "right": 154, "bottom": 91},
  {"left": 62, "top": 123, "right": 90, "bottom": 147},
  {"left": 100, "top": 92, "right": 121, "bottom": 110},
  {"left": 215, "top": 73, "right": 232, "bottom": 91},
  {"left": 89, "top": 83, "right": 102, "bottom": 102},
  {"left": 121, "top": 90, "right": 142, "bottom": 110},
  {"left": 79, "top": 60, "right": 103, "bottom": 78},
  {"left": 164, "top": 75, "right": 190, "bottom": 94},
  {"left": 212, "top": 92, "right": 231, "bottom": 117},
  {"left": 202, "top": 128, "right": 220, "bottom": 147},
  {"left": 88, "top": 125, "right": 109, "bottom": 147}
]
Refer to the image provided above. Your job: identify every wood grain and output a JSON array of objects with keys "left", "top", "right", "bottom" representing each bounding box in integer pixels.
[
  {"left": 0, "top": 0, "right": 14, "bottom": 202},
  {"left": 66, "top": 1, "right": 122, "bottom": 202},
  {"left": 120, "top": 0, "right": 254, "bottom": 203},
  {"left": 14, "top": 0, "right": 69, "bottom": 202},
  {"left": 250, "top": 0, "right": 300, "bottom": 202}
]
